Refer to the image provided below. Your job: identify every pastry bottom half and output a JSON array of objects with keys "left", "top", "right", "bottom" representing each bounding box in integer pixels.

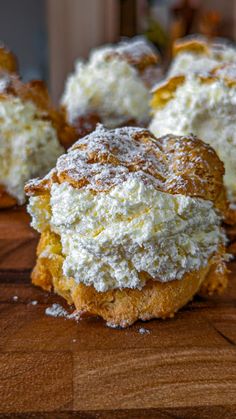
[{"left": 32, "top": 230, "right": 228, "bottom": 328}]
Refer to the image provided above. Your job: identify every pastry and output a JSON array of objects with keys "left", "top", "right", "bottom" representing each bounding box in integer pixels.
[
  {"left": 61, "top": 37, "right": 161, "bottom": 136},
  {"left": 26, "top": 125, "right": 229, "bottom": 327},
  {"left": 0, "top": 43, "right": 18, "bottom": 74},
  {"left": 0, "top": 74, "right": 76, "bottom": 208},
  {"left": 149, "top": 62, "right": 236, "bottom": 205},
  {"left": 169, "top": 35, "right": 236, "bottom": 77}
]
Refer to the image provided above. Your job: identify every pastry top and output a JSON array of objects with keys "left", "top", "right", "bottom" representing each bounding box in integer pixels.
[
  {"left": 26, "top": 124, "right": 227, "bottom": 213},
  {"left": 151, "top": 61, "right": 236, "bottom": 107},
  {"left": 169, "top": 35, "right": 236, "bottom": 77},
  {"left": 95, "top": 37, "right": 159, "bottom": 72},
  {"left": 0, "top": 43, "right": 18, "bottom": 74},
  {"left": 61, "top": 37, "right": 161, "bottom": 129},
  {"left": 150, "top": 63, "right": 236, "bottom": 203},
  {"left": 173, "top": 35, "right": 236, "bottom": 59},
  {"left": 26, "top": 126, "right": 227, "bottom": 292},
  {"left": 0, "top": 74, "right": 67, "bottom": 204}
]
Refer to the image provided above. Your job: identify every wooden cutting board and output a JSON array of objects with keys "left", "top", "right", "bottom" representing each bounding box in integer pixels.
[{"left": 0, "top": 208, "right": 236, "bottom": 418}]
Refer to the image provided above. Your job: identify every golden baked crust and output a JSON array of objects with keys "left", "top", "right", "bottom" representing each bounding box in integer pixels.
[
  {"left": 0, "top": 44, "right": 18, "bottom": 74},
  {"left": 33, "top": 230, "right": 228, "bottom": 327},
  {"left": 105, "top": 38, "right": 160, "bottom": 80},
  {"left": 173, "top": 37, "right": 210, "bottom": 57},
  {"left": 26, "top": 127, "right": 229, "bottom": 220},
  {"left": 172, "top": 36, "right": 236, "bottom": 61}
]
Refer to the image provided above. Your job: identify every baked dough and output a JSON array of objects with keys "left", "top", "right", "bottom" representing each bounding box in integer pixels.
[{"left": 0, "top": 44, "right": 18, "bottom": 74}]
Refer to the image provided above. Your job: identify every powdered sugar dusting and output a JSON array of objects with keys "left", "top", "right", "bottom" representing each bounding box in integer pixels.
[
  {"left": 138, "top": 327, "right": 150, "bottom": 335},
  {"left": 45, "top": 303, "right": 80, "bottom": 320},
  {"left": 107, "top": 36, "right": 158, "bottom": 66},
  {"left": 26, "top": 124, "right": 223, "bottom": 204}
]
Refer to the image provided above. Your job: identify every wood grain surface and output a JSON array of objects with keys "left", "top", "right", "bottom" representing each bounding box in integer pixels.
[
  {"left": 0, "top": 207, "right": 38, "bottom": 279},
  {"left": 0, "top": 208, "right": 236, "bottom": 418}
]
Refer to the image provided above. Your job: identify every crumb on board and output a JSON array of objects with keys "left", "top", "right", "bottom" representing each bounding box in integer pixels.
[
  {"left": 138, "top": 327, "right": 150, "bottom": 335},
  {"left": 12, "top": 295, "right": 18, "bottom": 301},
  {"left": 45, "top": 303, "right": 80, "bottom": 320},
  {"left": 30, "top": 300, "right": 38, "bottom": 305}
]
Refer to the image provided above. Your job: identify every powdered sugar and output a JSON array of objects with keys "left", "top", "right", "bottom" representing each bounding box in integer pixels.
[
  {"left": 45, "top": 303, "right": 80, "bottom": 320},
  {"left": 138, "top": 327, "right": 150, "bottom": 335}
]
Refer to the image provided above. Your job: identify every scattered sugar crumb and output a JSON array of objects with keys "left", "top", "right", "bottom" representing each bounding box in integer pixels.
[
  {"left": 45, "top": 303, "right": 80, "bottom": 321},
  {"left": 138, "top": 327, "right": 150, "bottom": 335},
  {"left": 12, "top": 295, "right": 18, "bottom": 301},
  {"left": 45, "top": 304, "right": 67, "bottom": 318},
  {"left": 72, "top": 339, "right": 77, "bottom": 343},
  {"left": 30, "top": 300, "right": 38, "bottom": 305},
  {"left": 106, "top": 322, "right": 120, "bottom": 329}
]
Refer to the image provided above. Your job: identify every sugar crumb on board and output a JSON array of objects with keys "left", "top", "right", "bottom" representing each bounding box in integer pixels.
[
  {"left": 138, "top": 327, "right": 150, "bottom": 335},
  {"left": 45, "top": 303, "right": 80, "bottom": 320}
]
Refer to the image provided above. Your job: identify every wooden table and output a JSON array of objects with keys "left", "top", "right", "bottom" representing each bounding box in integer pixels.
[{"left": 0, "top": 208, "right": 236, "bottom": 418}]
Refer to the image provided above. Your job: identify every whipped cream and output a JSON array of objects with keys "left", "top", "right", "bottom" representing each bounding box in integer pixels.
[
  {"left": 0, "top": 96, "right": 64, "bottom": 204},
  {"left": 168, "top": 53, "right": 219, "bottom": 77},
  {"left": 61, "top": 49, "right": 150, "bottom": 128},
  {"left": 149, "top": 76, "right": 236, "bottom": 199},
  {"left": 28, "top": 177, "right": 224, "bottom": 292}
]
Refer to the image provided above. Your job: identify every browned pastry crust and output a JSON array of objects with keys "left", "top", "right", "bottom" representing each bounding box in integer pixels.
[
  {"left": 173, "top": 37, "right": 210, "bottom": 57},
  {"left": 26, "top": 127, "right": 231, "bottom": 327},
  {"left": 105, "top": 39, "right": 160, "bottom": 74},
  {"left": 67, "top": 110, "right": 149, "bottom": 140},
  {"left": 172, "top": 36, "right": 236, "bottom": 64},
  {"left": 61, "top": 107, "right": 102, "bottom": 140},
  {"left": 0, "top": 44, "right": 18, "bottom": 73},
  {"left": 25, "top": 129, "right": 230, "bottom": 221},
  {"left": 151, "top": 76, "right": 185, "bottom": 110},
  {"left": 32, "top": 230, "right": 228, "bottom": 328}
]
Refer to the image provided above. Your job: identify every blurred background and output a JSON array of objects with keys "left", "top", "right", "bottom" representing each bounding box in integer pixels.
[{"left": 0, "top": 0, "right": 235, "bottom": 102}]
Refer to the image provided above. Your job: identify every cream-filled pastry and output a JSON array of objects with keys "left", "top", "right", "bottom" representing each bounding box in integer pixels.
[
  {"left": 61, "top": 37, "right": 161, "bottom": 136},
  {"left": 150, "top": 63, "right": 236, "bottom": 203},
  {"left": 169, "top": 35, "right": 236, "bottom": 77},
  {"left": 0, "top": 75, "right": 76, "bottom": 208},
  {"left": 26, "top": 125, "right": 230, "bottom": 327}
]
